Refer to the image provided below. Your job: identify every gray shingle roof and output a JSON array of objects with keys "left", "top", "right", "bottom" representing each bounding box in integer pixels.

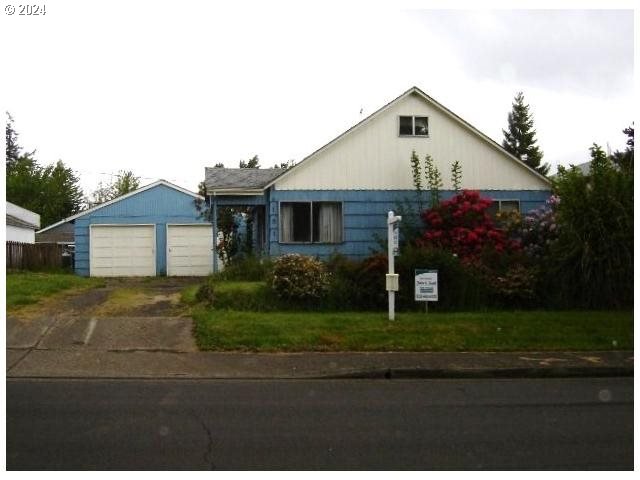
[
  {"left": 204, "top": 168, "right": 284, "bottom": 193},
  {"left": 7, "top": 214, "right": 38, "bottom": 229}
]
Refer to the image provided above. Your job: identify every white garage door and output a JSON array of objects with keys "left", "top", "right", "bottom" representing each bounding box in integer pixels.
[
  {"left": 90, "top": 225, "right": 156, "bottom": 277},
  {"left": 167, "top": 224, "right": 213, "bottom": 276}
]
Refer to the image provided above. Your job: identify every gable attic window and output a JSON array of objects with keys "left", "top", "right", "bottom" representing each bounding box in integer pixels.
[
  {"left": 280, "top": 202, "right": 343, "bottom": 243},
  {"left": 399, "top": 116, "right": 429, "bottom": 136}
]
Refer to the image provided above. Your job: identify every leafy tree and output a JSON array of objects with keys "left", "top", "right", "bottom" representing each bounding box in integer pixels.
[
  {"left": 502, "top": 92, "right": 550, "bottom": 176},
  {"left": 112, "top": 170, "right": 140, "bottom": 197},
  {"left": 273, "top": 159, "right": 295, "bottom": 170},
  {"left": 609, "top": 124, "right": 633, "bottom": 175},
  {"left": 39, "top": 161, "right": 84, "bottom": 227},
  {"left": 214, "top": 162, "right": 224, "bottom": 168},
  {"left": 88, "top": 170, "right": 141, "bottom": 206},
  {"left": 6, "top": 115, "right": 83, "bottom": 227},
  {"left": 239, "top": 155, "right": 260, "bottom": 168}
]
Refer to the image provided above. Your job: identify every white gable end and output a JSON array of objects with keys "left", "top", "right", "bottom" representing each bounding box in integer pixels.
[{"left": 274, "top": 91, "right": 550, "bottom": 191}]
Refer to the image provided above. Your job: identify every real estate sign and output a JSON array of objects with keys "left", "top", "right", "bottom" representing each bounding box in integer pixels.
[
  {"left": 415, "top": 269, "right": 438, "bottom": 302},
  {"left": 392, "top": 222, "right": 400, "bottom": 256}
]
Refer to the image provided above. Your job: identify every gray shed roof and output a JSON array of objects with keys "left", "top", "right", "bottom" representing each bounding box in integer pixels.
[
  {"left": 204, "top": 168, "right": 284, "bottom": 194},
  {"left": 7, "top": 214, "right": 38, "bottom": 230}
]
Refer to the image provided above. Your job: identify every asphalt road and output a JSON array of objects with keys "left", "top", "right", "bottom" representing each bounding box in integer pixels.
[{"left": 6, "top": 377, "right": 633, "bottom": 470}]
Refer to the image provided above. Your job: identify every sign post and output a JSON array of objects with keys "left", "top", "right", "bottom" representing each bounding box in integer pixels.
[
  {"left": 415, "top": 269, "right": 438, "bottom": 313},
  {"left": 386, "top": 211, "right": 402, "bottom": 320}
]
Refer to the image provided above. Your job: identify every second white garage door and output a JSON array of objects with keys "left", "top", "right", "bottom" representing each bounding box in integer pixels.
[
  {"left": 167, "top": 224, "right": 214, "bottom": 276},
  {"left": 90, "top": 224, "right": 156, "bottom": 277}
]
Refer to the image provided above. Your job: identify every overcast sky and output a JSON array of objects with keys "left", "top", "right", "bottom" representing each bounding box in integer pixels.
[{"left": 2, "top": 2, "right": 635, "bottom": 196}]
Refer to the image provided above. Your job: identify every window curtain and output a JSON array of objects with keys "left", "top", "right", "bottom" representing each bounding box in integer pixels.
[
  {"left": 280, "top": 203, "right": 294, "bottom": 242},
  {"left": 317, "top": 203, "right": 342, "bottom": 243}
]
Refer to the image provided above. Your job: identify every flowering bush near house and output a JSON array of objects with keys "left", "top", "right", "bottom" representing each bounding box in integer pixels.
[
  {"left": 418, "top": 190, "right": 539, "bottom": 307},
  {"left": 268, "top": 254, "right": 330, "bottom": 302},
  {"left": 419, "top": 190, "right": 520, "bottom": 260},
  {"left": 520, "top": 195, "right": 560, "bottom": 260}
]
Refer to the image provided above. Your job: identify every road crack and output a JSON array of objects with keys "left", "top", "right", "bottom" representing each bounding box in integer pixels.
[{"left": 189, "top": 409, "right": 216, "bottom": 470}]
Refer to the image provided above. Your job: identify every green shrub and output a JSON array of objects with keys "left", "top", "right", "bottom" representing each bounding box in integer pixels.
[
  {"left": 195, "top": 277, "right": 216, "bottom": 307},
  {"left": 267, "top": 254, "right": 330, "bottom": 303},
  {"left": 395, "top": 245, "right": 491, "bottom": 311},
  {"left": 212, "top": 281, "right": 278, "bottom": 311},
  {"left": 213, "top": 255, "right": 273, "bottom": 282},
  {"left": 547, "top": 145, "right": 633, "bottom": 309},
  {"left": 325, "top": 253, "right": 388, "bottom": 310}
]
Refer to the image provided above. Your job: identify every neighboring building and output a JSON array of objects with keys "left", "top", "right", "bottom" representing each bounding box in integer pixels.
[
  {"left": 204, "top": 86, "right": 552, "bottom": 268},
  {"left": 35, "top": 221, "right": 75, "bottom": 246},
  {"left": 6, "top": 202, "right": 40, "bottom": 244},
  {"left": 40, "top": 180, "right": 212, "bottom": 277}
]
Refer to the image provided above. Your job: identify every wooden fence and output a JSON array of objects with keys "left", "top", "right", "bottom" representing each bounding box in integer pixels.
[{"left": 6, "top": 241, "right": 65, "bottom": 270}]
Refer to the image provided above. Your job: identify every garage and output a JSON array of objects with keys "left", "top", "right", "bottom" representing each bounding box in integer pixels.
[
  {"left": 40, "top": 180, "right": 211, "bottom": 277},
  {"left": 90, "top": 225, "right": 156, "bottom": 277},
  {"left": 167, "top": 224, "right": 213, "bottom": 276}
]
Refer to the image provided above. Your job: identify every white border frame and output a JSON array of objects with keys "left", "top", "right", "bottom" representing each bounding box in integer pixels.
[
  {"left": 89, "top": 223, "right": 157, "bottom": 277},
  {"left": 165, "top": 223, "right": 215, "bottom": 277}
]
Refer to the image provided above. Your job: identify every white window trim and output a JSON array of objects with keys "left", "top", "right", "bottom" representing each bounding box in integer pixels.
[
  {"left": 398, "top": 115, "right": 429, "bottom": 137},
  {"left": 278, "top": 201, "right": 344, "bottom": 245}
]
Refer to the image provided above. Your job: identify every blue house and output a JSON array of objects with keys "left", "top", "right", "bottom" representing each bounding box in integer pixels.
[
  {"left": 37, "top": 180, "right": 212, "bottom": 277},
  {"left": 204, "top": 86, "right": 552, "bottom": 270},
  {"left": 39, "top": 87, "right": 551, "bottom": 277}
]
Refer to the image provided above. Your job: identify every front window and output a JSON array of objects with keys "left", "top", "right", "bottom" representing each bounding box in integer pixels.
[
  {"left": 280, "top": 202, "right": 343, "bottom": 243},
  {"left": 399, "top": 116, "right": 429, "bottom": 136}
]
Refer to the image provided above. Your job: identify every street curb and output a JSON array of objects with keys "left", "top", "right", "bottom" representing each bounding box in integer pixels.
[
  {"left": 321, "top": 366, "right": 634, "bottom": 380},
  {"left": 7, "top": 366, "right": 633, "bottom": 381}
]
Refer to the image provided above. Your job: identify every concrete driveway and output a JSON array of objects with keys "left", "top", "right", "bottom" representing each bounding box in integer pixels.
[{"left": 7, "top": 277, "right": 201, "bottom": 374}]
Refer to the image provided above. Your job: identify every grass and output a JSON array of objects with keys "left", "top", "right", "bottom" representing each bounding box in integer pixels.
[
  {"left": 192, "top": 309, "right": 633, "bottom": 352},
  {"left": 6, "top": 271, "right": 105, "bottom": 310}
]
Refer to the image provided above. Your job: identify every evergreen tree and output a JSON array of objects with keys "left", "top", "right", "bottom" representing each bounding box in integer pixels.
[
  {"left": 502, "top": 92, "right": 550, "bottom": 176},
  {"left": 6, "top": 112, "right": 22, "bottom": 169}
]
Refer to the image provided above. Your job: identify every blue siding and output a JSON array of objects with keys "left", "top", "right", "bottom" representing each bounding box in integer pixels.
[
  {"left": 74, "top": 184, "right": 210, "bottom": 276},
  {"left": 268, "top": 189, "right": 551, "bottom": 260}
]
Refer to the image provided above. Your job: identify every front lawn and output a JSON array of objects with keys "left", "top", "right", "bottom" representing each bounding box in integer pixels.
[
  {"left": 6, "top": 272, "right": 104, "bottom": 310},
  {"left": 192, "top": 309, "right": 633, "bottom": 352}
]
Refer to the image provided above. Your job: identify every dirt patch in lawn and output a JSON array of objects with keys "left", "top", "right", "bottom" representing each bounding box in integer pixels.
[
  {"left": 9, "top": 287, "right": 110, "bottom": 321},
  {"left": 9, "top": 277, "right": 201, "bottom": 321}
]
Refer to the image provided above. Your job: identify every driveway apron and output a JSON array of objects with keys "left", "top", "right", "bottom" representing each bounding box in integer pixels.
[{"left": 7, "top": 278, "right": 200, "bottom": 373}]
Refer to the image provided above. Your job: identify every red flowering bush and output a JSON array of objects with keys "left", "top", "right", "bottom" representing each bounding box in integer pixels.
[{"left": 419, "top": 190, "right": 520, "bottom": 260}]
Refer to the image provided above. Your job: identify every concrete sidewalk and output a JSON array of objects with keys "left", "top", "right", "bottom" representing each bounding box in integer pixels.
[{"left": 6, "top": 348, "right": 633, "bottom": 379}]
